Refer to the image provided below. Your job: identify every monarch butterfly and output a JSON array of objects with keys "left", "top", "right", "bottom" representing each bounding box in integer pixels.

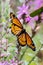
[{"left": 10, "top": 12, "right": 36, "bottom": 51}]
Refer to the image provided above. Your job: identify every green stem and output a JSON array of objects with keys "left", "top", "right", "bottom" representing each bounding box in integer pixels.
[{"left": 20, "top": 46, "right": 28, "bottom": 60}]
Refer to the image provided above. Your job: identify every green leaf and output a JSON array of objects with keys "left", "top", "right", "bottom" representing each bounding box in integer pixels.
[
  {"left": 30, "top": 7, "right": 43, "bottom": 17},
  {"left": 29, "top": 61, "right": 36, "bottom": 65}
]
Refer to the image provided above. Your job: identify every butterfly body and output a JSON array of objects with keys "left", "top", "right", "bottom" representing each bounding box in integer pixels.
[{"left": 10, "top": 12, "right": 36, "bottom": 51}]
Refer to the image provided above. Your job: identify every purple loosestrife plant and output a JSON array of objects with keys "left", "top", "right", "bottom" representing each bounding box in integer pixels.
[
  {"left": 17, "top": 0, "right": 43, "bottom": 29},
  {"left": 33, "top": 0, "right": 43, "bottom": 10},
  {"left": 17, "top": 3, "right": 31, "bottom": 24},
  {"left": 0, "top": 62, "right": 3, "bottom": 65},
  {"left": 25, "top": 16, "right": 31, "bottom": 23},
  {"left": 17, "top": 4, "right": 28, "bottom": 19},
  {"left": 0, "top": 59, "right": 23, "bottom": 65}
]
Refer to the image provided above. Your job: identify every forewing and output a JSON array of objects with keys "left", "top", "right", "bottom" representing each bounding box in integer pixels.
[
  {"left": 11, "top": 24, "right": 22, "bottom": 35},
  {"left": 12, "top": 18, "right": 23, "bottom": 28}
]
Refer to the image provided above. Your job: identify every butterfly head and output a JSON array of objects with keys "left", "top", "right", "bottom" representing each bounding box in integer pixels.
[{"left": 10, "top": 12, "right": 15, "bottom": 19}]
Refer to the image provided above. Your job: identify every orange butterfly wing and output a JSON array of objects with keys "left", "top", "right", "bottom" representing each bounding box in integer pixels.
[
  {"left": 18, "top": 32, "right": 26, "bottom": 46},
  {"left": 10, "top": 12, "right": 23, "bottom": 35},
  {"left": 18, "top": 32, "right": 36, "bottom": 51},
  {"left": 12, "top": 18, "right": 23, "bottom": 28},
  {"left": 11, "top": 24, "right": 23, "bottom": 35},
  {"left": 26, "top": 33, "right": 36, "bottom": 51},
  {"left": 10, "top": 12, "right": 23, "bottom": 29}
]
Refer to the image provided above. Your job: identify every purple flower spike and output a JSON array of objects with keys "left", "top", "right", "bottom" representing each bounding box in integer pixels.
[
  {"left": 29, "top": 18, "right": 36, "bottom": 29},
  {"left": 34, "top": 0, "right": 43, "bottom": 10},
  {"left": 0, "top": 62, "right": 3, "bottom": 65},
  {"left": 3, "top": 61, "right": 10, "bottom": 65},
  {"left": 33, "top": 16, "right": 38, "bottom": 21},
  {"left": 17, "top": 4, "right": 28, "bottom": 19},
  {"left": 25, "top": 16, "right": 31, "bottom": 23}
]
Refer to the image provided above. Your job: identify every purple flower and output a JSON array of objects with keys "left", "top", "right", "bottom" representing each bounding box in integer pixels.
[
  {"left": 27, "top": 16, "right": 38, "bottom": 29},
  {"left": 2, "top": 38, "right": 6, "bottom": 43},
  {"left": 0, "top": 62, "right": 3, "bottom": 65},
  {"left": 34, "top": 0, "right": 43, "bottom": 10},
  {"left": 28, "top": 18, "right": 36, "bottom": 29},
  {"left": 25, "top": 0, "right": 33, "bottom": 7},
  {"left": 40, "top": 12, "right": 43, "bottom": 22},
  {"left": 10, "top": 59, "right": 14, "bottom": 63},
  {"left": 40, "top": 12, "right": 43, "bottom": 20},
  {"left": 17, "top": 4, "right": 28, "bottom": 19},
  {"left": 3, "top": 61, "right": 10, "bottom": 65},
  {"left": 25, "top": 16, "right": 31, "bottom": 23},
  {"left": 33, "top": 16, "right": 39, "bottom": 21},
  {"left": 0, "top": 59, "right": 23, "bottom": 65},
  {"left": 0, "top": 61, "right": 10, "bottom": 65}
]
